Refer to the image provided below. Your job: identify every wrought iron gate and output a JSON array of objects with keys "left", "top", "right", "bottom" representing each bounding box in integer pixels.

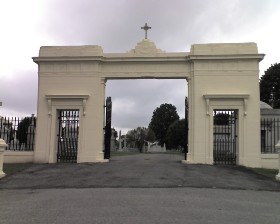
[
  {"left": 213, "top": 110, "right": 237, "bottom": 165},
  {"left": 185, "top": 96, "right": 189, "bottom": 160},
  {"left": 104, "top": 97, "right": 112, "bottom": 159},
  {"left": 57, "top": 110, "right": 79, "bottom": 163}
]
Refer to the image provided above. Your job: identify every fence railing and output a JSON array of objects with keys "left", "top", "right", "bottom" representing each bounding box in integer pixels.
[
  {"left": 0, "top": 116, "right": 36, "bottom": 151},
  {"left": 261, "top": 118, "right": 280, "bottom": 153},
  {"left": 1, "top": 115, "right": 279, "bottom": 153}
]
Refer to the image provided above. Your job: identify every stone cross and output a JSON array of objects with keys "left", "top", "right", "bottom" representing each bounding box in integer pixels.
[{"left": 141, "top": 23, "right": 151, "bottom": 39}]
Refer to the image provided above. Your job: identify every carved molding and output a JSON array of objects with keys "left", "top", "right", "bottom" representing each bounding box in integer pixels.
[
  {"left": 47, "top": 99, "right": 52, "bottom": 116},
  {"left": 101, "top": 72, "right": 190, "bottom": 79},
  {"left": 128, "top": 39, "right": 165, "bottom": 56},
  {"left": 203, "top": 94, "right": 250, "bottom": 116},
  {"left": 82, "top": 99, "right": 87, "bottom": 116},
  {"left": 45, "top": 94, "right": 90, "bottom": 116}
]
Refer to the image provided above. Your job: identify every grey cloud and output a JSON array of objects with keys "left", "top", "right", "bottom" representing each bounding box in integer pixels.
[
  {"left": 0, "top": 70, "right": 37, "bottom": 117},
  {"left": 106, "top": 79, "right": 187, "bottom": 130},
  {"left": 2, "top": 0, "right": 279, "bottom": 130},
  {"left": 40, "top": 0, "right": 275, "bottom": 52}
]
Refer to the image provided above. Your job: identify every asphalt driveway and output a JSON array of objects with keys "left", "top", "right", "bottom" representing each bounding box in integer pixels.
[{"left": 1, "top": 153, "right": 280, "bottom": 191}]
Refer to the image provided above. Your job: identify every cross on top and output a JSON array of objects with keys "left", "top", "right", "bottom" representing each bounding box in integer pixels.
[{"left": 141, "top": 23, "right": 151, "bottom": 39}]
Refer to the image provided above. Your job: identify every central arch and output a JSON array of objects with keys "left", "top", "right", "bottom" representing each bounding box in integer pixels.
[
  {"left": 33, "top": 39, "right": 264, "bottom": 167},
  {"left": 105, "top": 78, "right": 188, "bottom": 158}
]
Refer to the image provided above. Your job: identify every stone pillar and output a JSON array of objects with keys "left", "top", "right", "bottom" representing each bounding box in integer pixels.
[
  {"left": 0, "top": 139, "right": 7, "bottom": 178},
  {"left": 182, "top": 76, "right": 193, "bottom": 164},
  {"left": 96, "top": 77, "right": 107, "bottom": 161},
  {"left": 123, "top": 135, "right": 128, "bottom": 151},
  {"left": 118, "top": 138, "right": 122, "bottom": 151},
  {"left": 275, "top": 140, "right": 280, "bottom": 181}
]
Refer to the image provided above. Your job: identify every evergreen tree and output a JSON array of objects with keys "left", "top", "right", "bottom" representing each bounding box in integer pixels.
[
  {"left": 149, "top": 103, "right": 179, "bottom": 147},
  {"left": 167, "top": 119, "right": 186, "bottom": 150},
  {"left": 260, "top": 63, "right": 280, "bottom": 108}
]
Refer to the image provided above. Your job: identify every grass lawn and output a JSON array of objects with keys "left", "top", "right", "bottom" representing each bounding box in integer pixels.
[
  {"left": 111, "top": 151, "right": 141, "bottom": 157},
  {"left": 251, "top": 168, "right": 279, "bottom": 179},
  {"left": 111, "top": 151, "right": 184, "bottom": 157},
  {"left": 3, "top": 163, "right": 33, "bottom": 176}
]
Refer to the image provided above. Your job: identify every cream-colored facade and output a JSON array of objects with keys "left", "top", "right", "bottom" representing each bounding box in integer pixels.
[{"left": 33, "top": 39, "right": 264, "bottom": 167}]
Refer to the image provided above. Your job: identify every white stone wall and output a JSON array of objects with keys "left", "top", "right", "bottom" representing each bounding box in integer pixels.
[{"left": 33, "top": 40, "right": 264, "bottom": 167}]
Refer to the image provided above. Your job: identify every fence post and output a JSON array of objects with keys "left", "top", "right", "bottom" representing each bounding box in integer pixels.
[
  {"left": 0, "top": 138, "right": 7, "bottom": 178},
  {"left": 276, "top": 140, "right": 280, "bottom": 182}
]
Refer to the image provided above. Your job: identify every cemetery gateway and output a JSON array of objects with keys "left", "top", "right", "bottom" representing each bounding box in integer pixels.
[{"left": 33, "top": 38, "right": 264, "bottom": 167}]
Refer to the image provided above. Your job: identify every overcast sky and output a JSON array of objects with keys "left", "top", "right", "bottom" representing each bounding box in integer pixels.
[{"left": 0, "top": 0, "right": 280, "bottom": 133}]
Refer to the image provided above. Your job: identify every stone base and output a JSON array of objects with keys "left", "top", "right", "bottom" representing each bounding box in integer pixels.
[
  {"left": 181, "top": 160, "right": 204, "bottom": 165},
  {"left": 0, "top": 171, "right": 6, "bottom": 179},
  {"left": 95, "top": 159, "right": 109, "bottom": 163}
]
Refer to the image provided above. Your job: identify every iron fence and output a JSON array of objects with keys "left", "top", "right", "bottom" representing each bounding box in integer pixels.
[
  {"left": 213, "top": 110, "right": 237, "bottom": 165},
  {"left": 261, "top": 118, "right": 280, "bottom": 153},
  {"left": 57, "top": 110, "right": 79, "bottom": 163},
  {"left": 0, "top": 116, "right": 36, "bottom": 151},
  {"left": 1, "top": 115, "right": 279, "bottom": 154}
]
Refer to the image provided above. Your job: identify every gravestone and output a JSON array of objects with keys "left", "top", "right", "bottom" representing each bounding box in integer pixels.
[
  {"left": 147, "top": 142, "right": 166, "bottom": 153},
  {"left": 123, "top": 135, "right": 128, "bottom": 151},
  {"left": 9, "top": 139, "right": 20, "bottom": 150}
]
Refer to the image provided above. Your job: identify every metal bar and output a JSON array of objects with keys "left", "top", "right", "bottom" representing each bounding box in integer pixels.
[
  {"left": 213, "top": 110, "right": 237, "bottom": 165},
  {"left": 56, "top": 110, "right": 79, "bottom": 163}
]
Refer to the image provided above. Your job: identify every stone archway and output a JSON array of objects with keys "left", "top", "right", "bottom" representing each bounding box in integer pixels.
[{"left": 33, "top": 39, "right": 264, "bottom": 167}]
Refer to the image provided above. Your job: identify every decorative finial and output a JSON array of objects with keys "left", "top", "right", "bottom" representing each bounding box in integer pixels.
[{"left": 141, "top": 23, "right": 151, "bottom": 39}]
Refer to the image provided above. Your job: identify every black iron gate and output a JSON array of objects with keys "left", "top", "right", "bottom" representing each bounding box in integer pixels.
[
  {"left": 104, "top": 97, "right": 112, "bottom": 159},
  {"left": 57, "top": 110, "right": 79, "bottom": 163},
  {"left": 185, "top": 96, "right": 189, "bottom": 160},
  {"left": 213, "top": 110, "right": 237, "bottom": 165}
]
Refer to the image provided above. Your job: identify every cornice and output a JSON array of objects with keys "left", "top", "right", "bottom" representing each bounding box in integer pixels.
[{"left": 188, "top": 54, "right": 265, "bottom": 61}]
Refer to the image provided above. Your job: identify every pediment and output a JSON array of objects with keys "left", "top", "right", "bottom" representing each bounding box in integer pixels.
[{"left": 128, "top": 39, "right": 164, "bottom": 56}]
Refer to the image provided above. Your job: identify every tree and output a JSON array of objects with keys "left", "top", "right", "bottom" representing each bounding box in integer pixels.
[
  {"left": 149, "top": 103, "right": 179, "bottom": 147},
  {"left": 166, "top": 119, "right": 186, "bottom": 150},
  {"left": 260, "top": 63, "right": 280, "bottom": 108},
  {"left": 17, "top": 116, "right": 36, "bottom": 147},
  {"left": 146, "top": 128, "right": 155, "bottom": 143},
  {"left": 126, "top": 127, "right": 149, "bottom": 152}
]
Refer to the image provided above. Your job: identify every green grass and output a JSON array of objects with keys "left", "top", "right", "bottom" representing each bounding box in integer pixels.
[
  {"left": 3, "top": 163, "right": 33, "bottom": 176},
  {"left": 111, "top": 150, "right": 184, "bottom": 157},
  {"left": 251, "top": 168, "right": 279, "bottom": 179}
]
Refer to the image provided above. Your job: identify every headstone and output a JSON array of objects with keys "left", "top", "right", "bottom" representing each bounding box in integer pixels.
[
  {"left": 9, "top": 139, "right": 20, "bottom": 150},
  {"left": 118, "top": 138, "right": 122, "bottom": 151},
  {"left": 110, "top": 129, "right": 116, "bottom": 151},
  {"left": 123, "top": 135, "right": 128, "bottom": 151},
  {"left": 147, "top": 141, "right": 166, "bottom": 153},
  {"left": 0, "top": 138, "right": 7, "bottom": 178}
]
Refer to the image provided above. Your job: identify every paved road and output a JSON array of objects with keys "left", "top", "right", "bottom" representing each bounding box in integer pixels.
[
  {"left": 1, "top": 153, "right": 280, "bottom": 224},
  {"left": 1, "top": 153, "right": 279, "bottom": 190}
]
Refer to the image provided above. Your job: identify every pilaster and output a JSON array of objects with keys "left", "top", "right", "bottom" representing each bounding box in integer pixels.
[{"left": 0, "top": 139, "right": 7, "bottom": 178}]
